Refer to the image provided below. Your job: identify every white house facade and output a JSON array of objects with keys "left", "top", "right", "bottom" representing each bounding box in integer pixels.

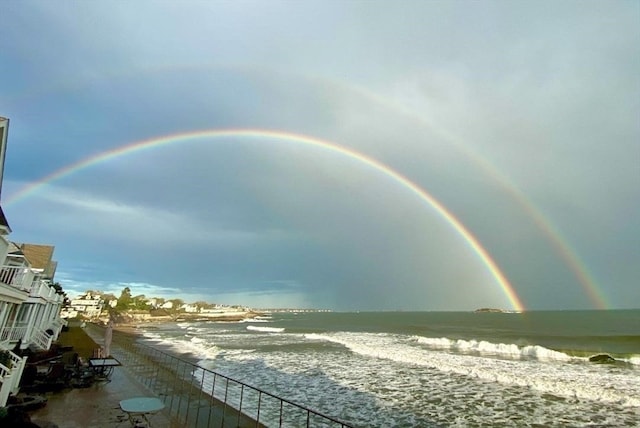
[{"left": 0, "top": 117, "right": 66, "bottom": 406}]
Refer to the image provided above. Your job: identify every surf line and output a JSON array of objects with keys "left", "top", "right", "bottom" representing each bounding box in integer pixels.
[{"left": 5, "top": 129, "right": 526, "bottom": 312}]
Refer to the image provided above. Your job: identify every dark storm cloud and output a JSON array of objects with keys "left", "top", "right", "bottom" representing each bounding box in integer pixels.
[{"left": 1, "top": 0, "right": 637, "bottom": 309}]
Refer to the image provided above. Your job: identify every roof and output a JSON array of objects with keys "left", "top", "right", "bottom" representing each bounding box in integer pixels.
[
  {"left": 7, "top": 241, "right": 23, "bottom": 255},
  {"left": 0, "top": 206, "right": 11, "bottom": 233},
  {"left": 0, "top": 117, "right": 9, "bottom": 198},
  {"left": 44, "top": 260, "right": 58, "bottom": 279},
  {"left": 19, "top": 243, "right": 55, "bottom": 270}
]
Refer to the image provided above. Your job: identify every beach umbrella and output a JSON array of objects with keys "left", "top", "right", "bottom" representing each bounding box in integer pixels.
[{"left": 104, "top": 320, "right": 113, "bottom": 357}]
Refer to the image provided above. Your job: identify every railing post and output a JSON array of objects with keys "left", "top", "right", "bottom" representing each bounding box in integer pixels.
[
  {"left": 256, "top": 391, "right": 262, "bottom": 428},
  {"left": 10, "top": 354, "right": 27, "bottom": 394},
  {"left": 195, "top": 366, "right": 206, "bottom": 427},
  {"left": 222, "top": 377, "right": 230, "bottom": 426},
  {"left": 0, "top": 372, "right": 12, "bottom": 407},
  {"left": 237, "top": 384, "right": 244, "bottom": 427},
  {"left": 207, "top": 372, "right": 217, "bottom": 425}
]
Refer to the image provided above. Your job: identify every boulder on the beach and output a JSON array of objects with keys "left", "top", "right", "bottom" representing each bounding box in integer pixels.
[{"left": 588, "top": 353, "right": 616, "bottom": 363}]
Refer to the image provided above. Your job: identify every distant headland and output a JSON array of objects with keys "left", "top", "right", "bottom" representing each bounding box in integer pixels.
[{"left": 62, "top": 287, "right": 332, "bottom": 325}]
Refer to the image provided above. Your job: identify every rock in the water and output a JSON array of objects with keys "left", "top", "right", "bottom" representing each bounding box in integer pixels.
[{"left": 588, "top": 353, "right": 616, "bottom": 363}]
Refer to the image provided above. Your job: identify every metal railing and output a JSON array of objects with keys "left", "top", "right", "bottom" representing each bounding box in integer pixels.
[{"left": 112, "top": 333, "right": 353, "bottom": 428}]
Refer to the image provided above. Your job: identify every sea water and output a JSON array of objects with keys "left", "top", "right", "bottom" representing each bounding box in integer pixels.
[{"left": 137, "top": 310, "right": 640, "bottom": 427}]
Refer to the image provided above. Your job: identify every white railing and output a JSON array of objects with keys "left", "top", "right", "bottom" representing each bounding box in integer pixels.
[
  {"left": 50, "top": 318, "right": 67, "bottom": 337},
  {"left": 0, "top": 266, "right": 31, "bottom": 291},
  {"left": 0, "top": 350, "right": 27, "bottom": 407},
  {"left": 0, "top": 362, "right": 12, "bottom": 407},
  {"left": 1, "top": 326, "right": 53, "bottom": 350},
  {"left": 31, "top": 328, "right": 53, "bottom": 350},
  {"left": 29, "top": 280, "right": 53, "bottom": 299},
  {"left": 0, "top": 326, "right": 28, "bottom": 342},
  {"left": 6, "top": 351, "right": 26, "bottom": 394}
]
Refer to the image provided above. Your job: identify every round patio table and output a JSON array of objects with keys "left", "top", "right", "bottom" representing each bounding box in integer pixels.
[{"left": 119, "top": 397, "right": 165, "bottom": 427}]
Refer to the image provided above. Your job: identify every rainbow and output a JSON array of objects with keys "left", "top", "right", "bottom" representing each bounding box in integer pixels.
[
  {"left": 7, "top": 64, "right": 607, "bottom": 309},
  {"left": 334, "top": 83, "right": 609, "bottom": 309},
  {"left": 5, "top": 129, "right": 525, "bottom": 311}
]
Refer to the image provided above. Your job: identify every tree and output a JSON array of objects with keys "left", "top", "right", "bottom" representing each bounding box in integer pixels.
[
  {"left": 116, "top": 287, "right": 132, "bottom": 310},
  {"left": 51, "top": 282, "right": 66, "bottom": 296},
  {"left": 132, "top": 294, "right": 150, "bottom": 310},
  {"left": 169, "top": 298, "right": 184, "bottom": 312},
  {"left": 102, "top": 293, "right": 117, "bottom": 303},
  {"left": 194, "top": 301, "right": 213, "bottom": 310}
]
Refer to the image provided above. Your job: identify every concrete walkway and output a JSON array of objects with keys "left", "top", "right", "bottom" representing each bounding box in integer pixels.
[{"left": 27, "top": 325, "right": 180, "bottom": 428}]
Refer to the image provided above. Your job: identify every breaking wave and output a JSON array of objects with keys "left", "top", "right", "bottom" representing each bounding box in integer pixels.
[
  {"left": 304, "top": 332, "right": 640, "bottom": 408},
  {"left": 416, "top": 336, "right": 573, "bottom": 361},
  {"left": 246, "top": 325, "right": 285, "bottom": 333}
]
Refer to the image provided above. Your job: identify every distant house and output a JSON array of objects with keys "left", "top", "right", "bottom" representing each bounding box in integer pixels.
[
  {"left": 181, "top": 303, "right": 198, "bottom": 313},
  {"left": 69, "top": 292, "right": 104, "bottom": 318},
  {"left": 160, "top": 301, "right": 173, "bottom": 309}
]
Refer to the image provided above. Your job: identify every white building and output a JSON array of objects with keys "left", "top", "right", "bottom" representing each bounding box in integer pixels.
[
  {"left": 0, "top": 117, "right": 66, "bottom": 406},
  {"left": 181, "top": 303, "right": 198, "bottom": 313},
  {"left": 69, "top": 292, "right": 104, "bottom": 318}
]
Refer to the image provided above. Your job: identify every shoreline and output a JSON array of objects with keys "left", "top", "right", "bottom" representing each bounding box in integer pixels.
[{"left": 87, "top": 309, "right": 266, "bottom": 329}]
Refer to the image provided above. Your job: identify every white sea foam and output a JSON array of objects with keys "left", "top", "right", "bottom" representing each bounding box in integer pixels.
[
  {"left": 141, "top": 331, "right": 221, "bottom": 360},
  {"left": 416, "top": 336, "right": 573, "bottom": 361},
  {"left": 149, "top": 322, "right": 640, "bottom": 427},
  {"left": 141, "top": 331, "right": 162, "bottom": 340},
  {"left": 212, "top": 332, "right": 639, "bottom": 427},
  {"left": 246, "top": 325, "right": 284, "bottom": 333},
  {"left": 304, "top": 332, "right": 640, "bottom": 408},
  {"left": 239, "top": 318, "right": 269, "bottom": 323},
  {"left": 628, "top": 355, "right": 640, "bottom": 366}
]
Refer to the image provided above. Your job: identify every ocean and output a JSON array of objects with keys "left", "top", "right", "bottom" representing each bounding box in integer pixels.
[{"left": 136, "top": 310, "right": 640, "bottom": 427}]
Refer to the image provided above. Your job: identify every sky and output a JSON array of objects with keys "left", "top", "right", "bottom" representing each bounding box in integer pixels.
[{"left": 0, "top": 0, "right": 638, "bottom": 311}]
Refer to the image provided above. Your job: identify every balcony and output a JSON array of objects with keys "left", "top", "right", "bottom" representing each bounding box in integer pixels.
[
  {"left": 0, "top": 266, "right": 32, "bottom": 292},
  {"left": 0, "top": 326, "right": 27, "bottom": 343},
  {"left": 0, "top": 266, "right": 60, "bottom": 302},
  {"left": 28, "top": 279, "right": 57, "bottom": 301},
  {"left": 0, "top": 325, "right": 53, "bottom": 351}
]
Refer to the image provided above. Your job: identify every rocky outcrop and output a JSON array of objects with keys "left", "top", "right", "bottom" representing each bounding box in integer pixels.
[{"left": 588, "top": 353, "right": 616, "bottom": 363}]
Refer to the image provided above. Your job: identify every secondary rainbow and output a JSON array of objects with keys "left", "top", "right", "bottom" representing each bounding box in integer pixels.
[
  {"left": 5, "top": 129, "right": 526, "bottom": 312},
  {"left": 335, "top": 82, "right": 609, "bottom": 310},
  {"left": 9, "top": 64, "right": 607, "bottom": 309}
]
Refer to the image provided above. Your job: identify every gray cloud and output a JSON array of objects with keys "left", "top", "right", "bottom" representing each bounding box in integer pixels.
[{"left": 1, "top": 1, "right": 637, "bottom": 309}]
